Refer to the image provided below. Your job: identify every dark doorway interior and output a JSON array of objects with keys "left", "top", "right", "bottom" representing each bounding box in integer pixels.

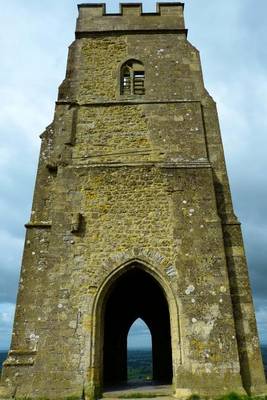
[{"left": 103, "top": 265, "right": 173, "bottom": 387}]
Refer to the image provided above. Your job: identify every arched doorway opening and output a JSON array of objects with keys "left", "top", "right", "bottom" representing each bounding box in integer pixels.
[
  {"left": 127, "top": 318, "right": 152, "bottom": 382},
  {"left": 103, "top": 265, "right": 173, "bottom": 387}
]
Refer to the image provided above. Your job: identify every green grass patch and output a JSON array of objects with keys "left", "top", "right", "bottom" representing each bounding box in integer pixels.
[
  {"left": 187, "top": 393, "right": 267, "bottom": 400},
  {"left": 188, "top": 395, "right": 201, "bottom": 400},
  {"left": 216, "top": 393, "right": 267, "bottom": 400}
]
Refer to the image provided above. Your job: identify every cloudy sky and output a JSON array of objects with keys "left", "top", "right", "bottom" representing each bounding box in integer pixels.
[{"left": 0, "top": 0, "right": 266, "bottom": 351}]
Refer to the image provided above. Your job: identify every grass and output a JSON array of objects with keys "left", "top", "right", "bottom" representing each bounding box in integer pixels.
[
  {"left": 12, "top": 392, "right": 267, "bottom": 400},
  {"left": 116, "top": 394, "right": 267, "bottom": 400},
  {"left": 188, "top": 393, "right": 267, "bottom": 400},
  {"left": 16, "top": 396, "right": 81, "bottom": 400}
]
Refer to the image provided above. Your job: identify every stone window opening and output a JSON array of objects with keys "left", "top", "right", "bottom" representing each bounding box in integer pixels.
[{"left": 121, "top": 60, "right": 145, "bottom": 96}]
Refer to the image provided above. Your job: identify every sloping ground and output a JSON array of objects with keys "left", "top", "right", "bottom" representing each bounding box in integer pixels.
[{"left": 102, "top": 383, "right": 172, "bottom": 398}]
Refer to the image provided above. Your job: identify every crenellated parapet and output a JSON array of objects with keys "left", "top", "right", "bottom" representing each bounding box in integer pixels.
[{"left": 76, "top": 2, "right": 186, "bottom": 34}]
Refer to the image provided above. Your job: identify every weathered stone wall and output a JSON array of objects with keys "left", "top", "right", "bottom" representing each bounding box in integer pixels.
[
  {"left": 66, "top": 33, "right": 204, "bottom": 104},
  {"left": 1, "top": 3, "right": 266, "bottom": 399},
  {"left": 73, "top": 102, "right": 207, "bottom": 164}
]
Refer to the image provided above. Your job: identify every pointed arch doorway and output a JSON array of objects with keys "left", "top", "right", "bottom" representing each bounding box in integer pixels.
[{"left": 102, "top": 264, "right": 173, "bottom": 387}]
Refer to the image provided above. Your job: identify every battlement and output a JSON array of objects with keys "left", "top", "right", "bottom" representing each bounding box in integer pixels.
[{"left": 76, "top": 2, "right": 186, "bottom": 34}]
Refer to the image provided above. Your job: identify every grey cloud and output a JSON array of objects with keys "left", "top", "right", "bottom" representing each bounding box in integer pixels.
[
  {"left": 0, "top": 270, "right": 19, "bottom": 304},
  {"left": 128, "top": 319, "right": 152, "bottom": 348},
  {"left": 187, "top": 0, "right": 267, "bottom": 346},
  {"left": 129, "top": 319, "right": 151, "bottom": 335},
  {"left": 0, "top": 303, "right": 15, "bottom": 350},
  {"left": 0, "top": 230, "right": 22, "bottom": 303}
]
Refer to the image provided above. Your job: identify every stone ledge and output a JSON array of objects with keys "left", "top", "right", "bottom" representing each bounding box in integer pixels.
[
  {"left": 9, "top": 349, "right": 37, "bottom": 356},
  {"left": 76, "top": 29, "right": 188, "bottom": 38},
  {"left": 25, "top": 222, "right": 52, "bottom": 229},
  {"left": 3, "top": 349, "right": 36, "bottom": 367},
  {"left": 69, "top": 160, "right": 211, "bottom": 169},
  {"left": 56, "top": 99, "right": 201, "bottom": 107}
]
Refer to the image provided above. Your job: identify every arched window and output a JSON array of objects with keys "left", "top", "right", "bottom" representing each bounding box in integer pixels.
[{"left": 121, "top": 60, "right": 145, "bottom": 96}]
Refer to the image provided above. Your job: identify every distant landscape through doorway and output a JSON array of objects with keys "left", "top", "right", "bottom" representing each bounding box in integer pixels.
[{"left": 127, "top": 318, "right": 152, "bottom": 382}]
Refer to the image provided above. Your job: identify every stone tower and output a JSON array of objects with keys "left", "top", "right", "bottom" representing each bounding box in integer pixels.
[{"left": 1, "top": 3, "right": 266, "bottom": 399}]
